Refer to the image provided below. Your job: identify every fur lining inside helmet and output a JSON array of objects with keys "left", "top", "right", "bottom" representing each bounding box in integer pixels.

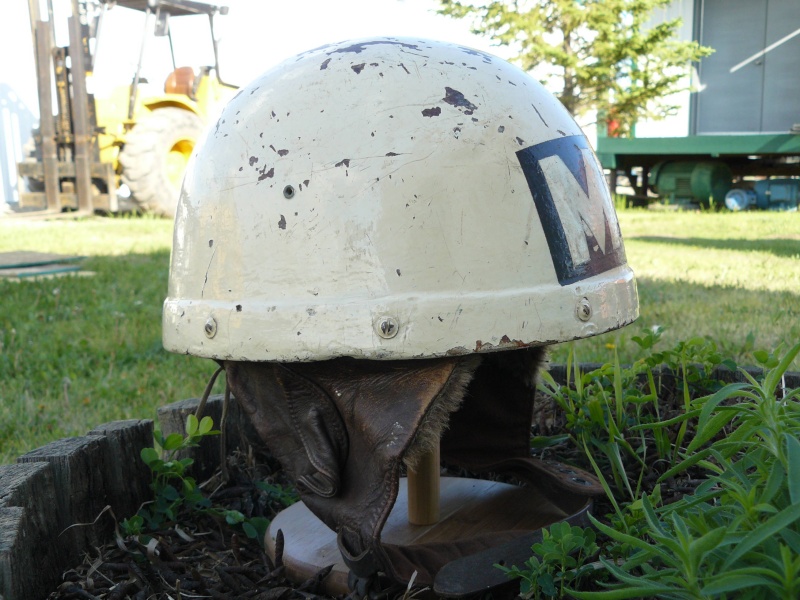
[{"left": 403, "top": 355, "right": 482, "bottom": 469}]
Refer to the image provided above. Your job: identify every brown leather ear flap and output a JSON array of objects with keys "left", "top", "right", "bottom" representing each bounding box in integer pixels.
[
  {"left": 224, "top": 362, "right": 348, "bottom": 498},
  {"left": 274, "top": 365, "right": 348, "bottom": 498}
]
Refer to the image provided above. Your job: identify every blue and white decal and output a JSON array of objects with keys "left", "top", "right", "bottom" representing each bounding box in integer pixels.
[{"left": 517, "top": 135, "right": 626, "bottom": 286}]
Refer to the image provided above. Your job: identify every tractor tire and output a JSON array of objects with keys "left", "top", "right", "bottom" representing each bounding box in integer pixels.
[{"left": 119, "top": 107, "right": 204, "bottom": 217}]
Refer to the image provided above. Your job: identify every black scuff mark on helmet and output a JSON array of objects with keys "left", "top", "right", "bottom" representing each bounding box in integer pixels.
[
  {"left": 400, "top": 63, "right": 411, "bottom": 74},
  {"left": 320, "top": 58, "right": 332, "bottom": 70},
  {"left": 516, "top": 137, "right": 525, "bottom": 146},
  {"left": 236, "top": 304, "right": 242, "bottom": 312},
  {"left": 532, "top": 105, "right": 549, "bottom": 127},
  {"left": 335, "top": 158, "right": 351, "bottom": 168},
  {"left": 201, "top": 245, "right": 217, "bottom": 299},
  {"left": 249, "top": 86, "right": 260, "bottom": 95},
  {"left": 257, "top": 166, "right": 275, "bottom": 182},
  {"left": 352, "top": 63, "right": 366, "bottom": 74},
  {"left": 278, "top": 215, "right": 287, "bottom": 230},
  {"left": 396, "top": 269, "right": 402, "bottom": 276},
  {"left": 508, "top": 80, "right": 517, "bottom": 86},
  {"left": 453, "top": 127, "right": 461, "bottom": 139},
  {"left": 232, "top": 88, "right": 244, "bottom": 100},
  {"left": 303, "top": 179, "right": 310, "bottom": 188},
  {"left": 459, "top": 46, "right": 493, "bottom": 63},
  {"left": 296, "top": 43, "right": 335, "bottom": 59},
  {"left": 271, "top": 111, "right": 277, "bottom": 118},
  {"left": 385, "top": 152, "right": 399, "bottom": 157},
  {"left": 443, "top": 87, "right": 478, "bottom": 113},
  {"left": 214, "top": 119, "right": 222, "bottom": 135},
  {"left": 331, "top": 40, "right": 419, "bottom": 54},
  {"left": 269, "top": 145, "right": 290, "bottom": 157},
  {"left": 249, "top": 156, "right": 259, "bottom": 166},
  {"left": 558, "top": 129, "right": 568, "bottom": 137},
  {"left": 370, "top": 62, "right": 379, "bottom": 67},
  {"left": 422, "top": 107, "right": 442, "bottom": 117},
  {"left": 498, "top": 125, "right": 505, "bottom": 133}
]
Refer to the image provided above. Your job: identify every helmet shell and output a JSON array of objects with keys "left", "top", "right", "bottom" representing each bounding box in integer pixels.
[{"left": 163, "top": 37, "right": 638, "bottom": 361}]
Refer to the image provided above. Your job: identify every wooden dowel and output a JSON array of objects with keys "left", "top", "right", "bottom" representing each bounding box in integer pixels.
[{"left": 407, "top": 445, "right": 440, "bottom": 525}]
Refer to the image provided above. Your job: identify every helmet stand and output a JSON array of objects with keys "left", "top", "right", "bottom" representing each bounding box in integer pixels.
[{"left": 265, "top": 444, "right": 584, "bottom": 597}]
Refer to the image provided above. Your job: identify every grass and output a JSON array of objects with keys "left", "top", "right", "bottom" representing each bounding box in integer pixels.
[
  {"left": 0, "top": 209, "right": 798, "bottom": 464},
  {"left": 0, "top": 216, "right": 220, "bottom": 464}
]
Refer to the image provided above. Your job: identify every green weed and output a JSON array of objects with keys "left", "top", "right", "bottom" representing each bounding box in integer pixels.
[
  {"left": 508, "top": 341, "right": 800, "bottom": 598},
  {"left": 497, "top": 523, "right": 600, "bottom": 599},
  {"left": 121, "top": 413, "right": 292, "bottom": 546}
]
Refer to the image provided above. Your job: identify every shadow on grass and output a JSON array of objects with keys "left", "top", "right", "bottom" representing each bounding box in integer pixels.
[{"left": 630, "top": 236, "right": 800, "bottom": 258}]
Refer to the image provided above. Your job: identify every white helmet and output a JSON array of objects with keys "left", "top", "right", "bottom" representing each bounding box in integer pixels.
[{"left": 163, "top": 37, "right": 638, "bottom": 361}]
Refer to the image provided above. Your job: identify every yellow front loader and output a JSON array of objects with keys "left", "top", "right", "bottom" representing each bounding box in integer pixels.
[{"left": 18, "top": 0, "right": 236, "bottom": 216}]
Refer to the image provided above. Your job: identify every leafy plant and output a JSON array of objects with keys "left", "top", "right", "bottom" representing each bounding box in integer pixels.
[
  {"left": 538, "top": 328, "right": 732, "bottom": 507},
  {"left": 568, "top": 342, "right": 800, "bottom": 599},
  {"left": 122, "top": 414, "right": 218, "bottom": 534},
  {"left": 120, "top": 414, "right": 291, "bottom": 545},
  {"left": 498, "top": 522, "right": 600, "bottom": 599}
]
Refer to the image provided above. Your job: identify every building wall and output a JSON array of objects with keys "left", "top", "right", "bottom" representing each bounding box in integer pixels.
[
  {"left": 694, "top": 0, "right": 800, "bottom": 134},
  {"left": 636, "top": 0, "right": 800, "bottom": 137}
]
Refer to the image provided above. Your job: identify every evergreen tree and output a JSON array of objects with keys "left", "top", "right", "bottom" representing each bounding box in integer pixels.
[{"left": 437, "top": 0, "right": 712, "bottom": 136}]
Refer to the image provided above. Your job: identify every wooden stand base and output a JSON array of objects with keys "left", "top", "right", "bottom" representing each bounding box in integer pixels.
[{"left": 266, "top": 476, "right": 570, "bottom": 595}]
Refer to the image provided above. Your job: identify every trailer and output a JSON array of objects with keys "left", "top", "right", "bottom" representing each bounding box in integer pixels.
[{"left": 597, "top": 0, "right": 800, "bottom": 210}]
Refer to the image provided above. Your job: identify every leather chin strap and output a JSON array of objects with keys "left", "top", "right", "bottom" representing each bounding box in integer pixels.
[{"left": 224, "top": 348, "right": 602, "bottom": 591}]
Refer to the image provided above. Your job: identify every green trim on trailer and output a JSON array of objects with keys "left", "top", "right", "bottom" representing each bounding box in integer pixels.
[{"left": 597, "top": 134, "right": 800, "bottom": 169}]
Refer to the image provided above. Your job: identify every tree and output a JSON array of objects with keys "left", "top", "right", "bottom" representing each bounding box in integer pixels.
[{"left": 437, "top": 0, "right": 713, "bottom": 136}]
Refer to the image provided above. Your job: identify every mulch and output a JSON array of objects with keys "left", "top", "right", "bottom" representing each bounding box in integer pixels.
[{"left": 47, "top": 454, "right": 341, "bottom": 600}]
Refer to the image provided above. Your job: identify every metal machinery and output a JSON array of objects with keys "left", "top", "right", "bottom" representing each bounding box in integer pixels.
[
  {"left": 596, "top": 0, "right": 800, "bottom": 210},
  {"left": 18, "top": 0, "right": 235, "bottom": 216}
]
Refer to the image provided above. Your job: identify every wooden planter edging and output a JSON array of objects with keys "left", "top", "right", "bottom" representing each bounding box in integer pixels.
[
  {"left": 0, "top": 395, "right": 261, "bottom": 600},
  {"left": 1, "top": 420, "right": 152, "bottom": 600},
  {"left": 2, "top": 366, "right": 798, "bottom": 600}
]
